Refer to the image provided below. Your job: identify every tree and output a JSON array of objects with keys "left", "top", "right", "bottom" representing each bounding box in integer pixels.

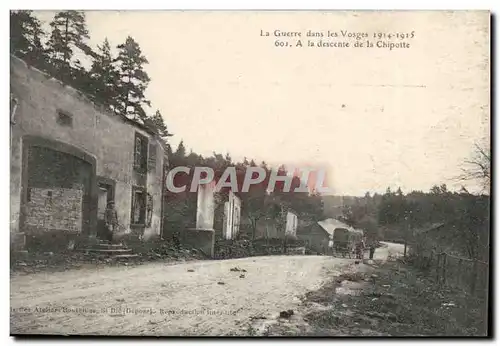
[
  {"left": 294, "top": 190, "right": 324, "bottom": 222},
  {"left": 378, "top": 186, "right": 407, "bottom": 226},
  {"left": 236, "top": 160, "right": 270, "bottom": 239},
  {"left": 88, "top": 38, "right": 120, "bottom": 109},
  {"left": 149, "top": 110, "right": 173, "bottom": 138},
  {"left": 357, "top": 215, "right": 379, "bottom": 242},
  {"left": 225, "top": 153, "right": 233, "bottom": 166},
  {"left": 10, "top": 11, "right": 48, "bottom": 69},
  {"left": 430, "top": 185, "right": 441, "bottom": 195},
  {"left": 115, "top": 36, "right": 151, "bottom": 121},
  {"left": 242, "top": 186, "right": 268, "bottom": 240},
  {"left": 46, "top": 11, "right": 90, "bottom": 83},
  {"left": 165, "top": 143, "right": 173, "bottom": 159},
  {"left": 440, "top": 184, "right": 448, "bottom": 194},
  {"left": 174, "top": 141, "right": 186, "bottom": 159},
  {"left": 459, "top": 142, "right": 491, "bottom": 194}
]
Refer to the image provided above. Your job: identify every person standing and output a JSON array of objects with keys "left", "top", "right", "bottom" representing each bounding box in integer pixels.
[
  {"left": 104, "top": 201, "right": 118, "bottom": 243},
  {"left": 369, "top": 240, "right": 376, "bottom": 260},
  {"left": 355, "top": 238, "right": 365, "bottom": 259}
]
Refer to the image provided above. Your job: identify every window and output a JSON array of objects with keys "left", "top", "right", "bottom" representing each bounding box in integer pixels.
[
  {"left": 57, "top": 110, "right": 73, "bottom": 127},
  {"left": 148, "top": 143, "right": 157, "bottom": 171},
  {"left": 134, "top": 132, "right": 148, "bottom": 172},
  {"left": 131, "top": 186, "right": 147, "bottom": 225}
]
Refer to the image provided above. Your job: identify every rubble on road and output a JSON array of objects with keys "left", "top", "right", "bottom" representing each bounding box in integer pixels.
[
  {"left": 230, "top": 266, "right": 248, "bottom": 273},
  {"left": 136, "top": 243, "right": 206, "bottom": 262},
  {"left": 279, "top": 310, "right": 294, "bottom": 318},
  {"left": 214, "top": 238, "right": 307, "bottom": 260},
  {"left": 250, "top": 315, "right": 267, "bottom": 321},
  {"left": 10, "top": 239, "right": 206, "bottom": 275}
]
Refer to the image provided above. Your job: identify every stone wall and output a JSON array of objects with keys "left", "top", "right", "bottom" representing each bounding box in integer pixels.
[
  {"left": 285, "top": 211, "right": 298, "bottom": 237},
  {"left": 25, "top": 187, "right": 83, "bottom": 232},
  {"left": 196, "top": 183, "right": 215, "bottom": 229},
  {"left": 181, "top": 228, "right": 215, "bottom": 257},
  {"left": 222, "top": 191, "right": 241, "bottom": 240}
]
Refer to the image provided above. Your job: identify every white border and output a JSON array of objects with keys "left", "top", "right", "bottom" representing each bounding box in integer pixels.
[{"left": 3, "top": 1, "right": 496, "bottom": 346}]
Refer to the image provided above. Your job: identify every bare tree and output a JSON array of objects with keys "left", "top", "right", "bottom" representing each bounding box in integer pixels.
[{"left": 459, "top": 142, "right": 490, "bottom": 194}]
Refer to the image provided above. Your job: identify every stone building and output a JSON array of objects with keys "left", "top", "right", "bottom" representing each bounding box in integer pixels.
[{"left": 10, "top": 55, "right": 167, "bottom": 250}]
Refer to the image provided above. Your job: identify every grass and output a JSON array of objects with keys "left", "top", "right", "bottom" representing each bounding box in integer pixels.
[{"left": 302, "top": 259, "right": 489, "bottom": 337}]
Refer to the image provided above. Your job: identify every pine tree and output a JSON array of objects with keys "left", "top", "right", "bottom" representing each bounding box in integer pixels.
[
  {"left": 225, "top": 153, "right": 232, "bottom": 165},
  {"left": 149, "top": 110, "right": 173, "bottom": 138},
  {"left": 71, "top": 57, "right": 94, "bottom": 94},
  {"left": 175, "top": 140, "right": 186, "bottom": 158},
  {"left": 46, "top": 10, "right": 90, "bottom": 83},
  {"left": 10, "top": 11, "right": 47, "bottom": 69},
  {"left": 115, "top": 36, "right": 151, "bottom": 122},
  {"left": 88, "top": 38, "right": 120, "bottom": 109},
  {"left": 165, "top": 143, "right": 173, "bottom": 159}
]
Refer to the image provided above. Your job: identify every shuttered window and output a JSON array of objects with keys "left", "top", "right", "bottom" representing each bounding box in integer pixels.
[
  {"left": 148, "top": 143, "right": 157, "bottom": 171},
  {"left": 134, "top": 133, "right": 148, "bottom": 173}
]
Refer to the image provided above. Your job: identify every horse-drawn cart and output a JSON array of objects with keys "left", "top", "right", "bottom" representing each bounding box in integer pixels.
[{"left": 331, "top": 228, "right": 364, "bottom": 258}]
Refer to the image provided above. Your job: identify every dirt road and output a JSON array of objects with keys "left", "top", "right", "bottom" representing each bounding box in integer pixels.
[{"left": 10, "top": 242, "right": 403, "bottom": 336}]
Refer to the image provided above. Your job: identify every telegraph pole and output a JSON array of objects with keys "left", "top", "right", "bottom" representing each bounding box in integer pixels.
[
  {"left": 404, "top": 217, "right": 408, "bottom": 258},
  {"left": 403, "top": 210, "right": 412, "bottom": 258}
]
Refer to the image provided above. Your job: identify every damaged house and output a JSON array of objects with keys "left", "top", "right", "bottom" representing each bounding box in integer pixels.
[{"left": 10, "top": 55, "right": 168, "bottom": 251}]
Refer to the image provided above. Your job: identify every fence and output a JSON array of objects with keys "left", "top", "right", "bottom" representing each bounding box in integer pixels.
[{"left": 412, "top": 250, "right": 489, "bottom": 297}]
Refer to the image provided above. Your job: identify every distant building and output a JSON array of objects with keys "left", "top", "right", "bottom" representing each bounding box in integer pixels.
[
  {"left": 239, "top": 210, "right": 299, "bottom": 240},
  {"left": 10, "top": 55, "right": 168, "bottom": 250}
]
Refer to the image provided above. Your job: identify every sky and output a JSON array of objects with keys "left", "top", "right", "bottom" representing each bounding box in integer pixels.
[{"left": 33, "top": 11, "right": 490, "bottom": 196}]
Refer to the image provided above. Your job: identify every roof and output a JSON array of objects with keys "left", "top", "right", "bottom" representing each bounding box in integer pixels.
[
  {"left": 317, "top": 218, "right": 363, "bottom": 236},
  {"left": 415, "top": 222, "right": 446, "bottom": 235},
  {"left": 11, "top": 54, "right": 170, "bottom": 152}
]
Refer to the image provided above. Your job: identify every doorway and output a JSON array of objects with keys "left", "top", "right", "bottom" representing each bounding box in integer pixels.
[
  {"left": 96, "top": 178, "right": 115, "bottom": 240},
  {"left": 24, "top": 145, "right": 93, "bottom": 234},
  {"left": 20, "top": 136, "right": 97, "bottom": 250}
]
